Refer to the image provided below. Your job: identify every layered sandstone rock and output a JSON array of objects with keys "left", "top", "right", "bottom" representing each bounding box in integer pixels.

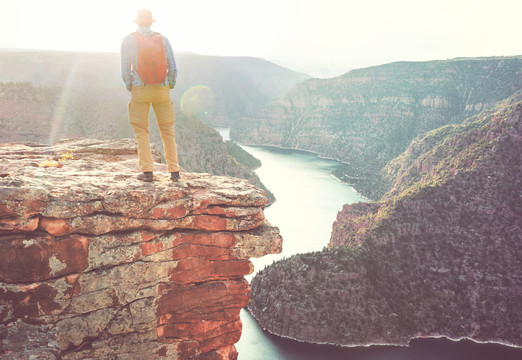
[{"left": 0, "top": 138, "right": 282, "bottom": 359}]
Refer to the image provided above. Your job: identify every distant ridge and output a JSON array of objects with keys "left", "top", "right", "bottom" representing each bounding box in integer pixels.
[{"left": 0, "top": 49, "right": 310, "bottom": 127}]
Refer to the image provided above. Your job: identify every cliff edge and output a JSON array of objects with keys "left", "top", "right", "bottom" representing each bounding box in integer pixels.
[{"left": 0, "top": 138, "right": 282, "bottom": 359}]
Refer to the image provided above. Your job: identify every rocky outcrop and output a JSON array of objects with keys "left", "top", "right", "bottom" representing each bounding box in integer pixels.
[
  {"left": 0, "top": 138, "right": 282, "bottom": 359},
  {"left": 232, "top": 57, "right": 522, "bottom": 200},
  {"left": 248, "top": 94, "right": 522, "bottom": 347}
]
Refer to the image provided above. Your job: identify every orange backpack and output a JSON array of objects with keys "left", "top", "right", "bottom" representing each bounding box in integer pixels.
[{"left": 133, "top": 32, "right": 167, "bottom": 85}]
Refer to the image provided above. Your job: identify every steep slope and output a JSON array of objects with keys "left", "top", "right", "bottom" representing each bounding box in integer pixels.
[
  {"left": 248, "top": 93, "right": 522, "bottom": 347},
  {"left": 232, "top": 57, "right": 522, "bottom": 200},
  {"left": 0, "top": 138, "right": 282, "bottom": 360},
  {"left": 176, "top": 113, "right": 274, "bottom": 202}
]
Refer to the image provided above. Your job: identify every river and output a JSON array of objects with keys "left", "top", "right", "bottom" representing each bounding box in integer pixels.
[{"left": 215, "top": 128, "right": 522, "bottom": 360}]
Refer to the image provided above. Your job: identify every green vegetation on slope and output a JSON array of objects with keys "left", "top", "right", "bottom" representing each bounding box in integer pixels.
[
  {"left": 225, "top": 141, "right": 262, "bottom": 170},
  {"left": 249, "top": 93, "right": 522, "bottom": 347}
]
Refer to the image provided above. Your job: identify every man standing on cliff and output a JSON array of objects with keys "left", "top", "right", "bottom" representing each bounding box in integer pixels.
[{"left": 121, "top": 9, "right": 180, "bottom": 182}]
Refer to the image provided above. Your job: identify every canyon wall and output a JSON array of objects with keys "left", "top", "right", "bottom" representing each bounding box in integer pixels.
[
  {"left": 232, "top": 57, "right": 522, "bottom": 200},
  {"left": 248, "top": 94, "right": 521, "bottom": 347},
  {"left": 0, "top": 138, "right": 282, "bottom": 359}
]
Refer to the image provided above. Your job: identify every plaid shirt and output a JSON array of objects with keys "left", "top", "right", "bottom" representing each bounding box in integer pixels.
[{"left": 120, "top": 26, "right": 177, "bottom": 91}]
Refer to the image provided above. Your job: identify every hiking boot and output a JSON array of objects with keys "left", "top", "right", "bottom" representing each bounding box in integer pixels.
[
  {"left": 137, "top": 172, "right": 154, "bottom": 182},
  {"left": 171, "top": 172, "right": 180, "bottom": 182}
]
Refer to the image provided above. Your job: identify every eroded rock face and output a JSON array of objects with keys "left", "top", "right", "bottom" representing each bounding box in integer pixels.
[{"left": 0, "top": 138, "right": 282, "bottom": 359}]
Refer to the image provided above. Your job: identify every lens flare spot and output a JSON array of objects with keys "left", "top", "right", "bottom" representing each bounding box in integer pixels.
[{"left": 180, "top": 85, "right": 214, "bottom": 119}]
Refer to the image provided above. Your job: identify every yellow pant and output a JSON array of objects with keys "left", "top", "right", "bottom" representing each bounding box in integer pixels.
[{"left": 128, "top": 85, "right": 179, "bottom": 173}]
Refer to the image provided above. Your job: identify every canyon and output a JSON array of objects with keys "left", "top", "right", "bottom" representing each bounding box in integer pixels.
[
  {"left": 0, "top": 138, "right": 282, "bottom": 359},
  {"left": 231, "top": 57, "right": 522, "bottom": 200},
  {"left": 2, "top": 50, "right": 522, "bottom": 358},
  {"left": 248, "top": 93, "right": 522, "bottom": 348}
]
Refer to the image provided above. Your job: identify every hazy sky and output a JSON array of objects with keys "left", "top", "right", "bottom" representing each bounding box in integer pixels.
[{"left": 1, "top": 0, "right": 521, "bottom": 75}]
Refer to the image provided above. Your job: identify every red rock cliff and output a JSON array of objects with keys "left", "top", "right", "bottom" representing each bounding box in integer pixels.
[{"left": 0, "top": 138, "right": 282, "bottom": 359}]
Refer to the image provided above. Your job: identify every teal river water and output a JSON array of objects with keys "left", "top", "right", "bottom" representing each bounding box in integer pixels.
[{"left": 215, "top": 129, "right": 521, "bottom": 360}]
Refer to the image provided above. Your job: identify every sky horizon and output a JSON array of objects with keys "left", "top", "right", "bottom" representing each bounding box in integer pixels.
[{"left": 1, "top": 0, "right": 521, "bottom": 77}]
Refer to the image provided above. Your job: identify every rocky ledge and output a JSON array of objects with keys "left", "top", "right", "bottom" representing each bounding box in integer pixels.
[{"left": 0, "top": 138, "right": 282, "bottom": 360}]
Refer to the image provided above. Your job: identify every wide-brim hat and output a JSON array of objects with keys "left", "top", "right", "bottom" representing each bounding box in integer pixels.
[{"left": 135, "top": 9, "right": 156, "bottom": 24}]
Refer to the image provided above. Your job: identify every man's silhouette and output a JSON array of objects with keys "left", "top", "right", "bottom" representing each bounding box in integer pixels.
[{"left": 121, "top": 9, "right": 180, "bottom": 182}]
